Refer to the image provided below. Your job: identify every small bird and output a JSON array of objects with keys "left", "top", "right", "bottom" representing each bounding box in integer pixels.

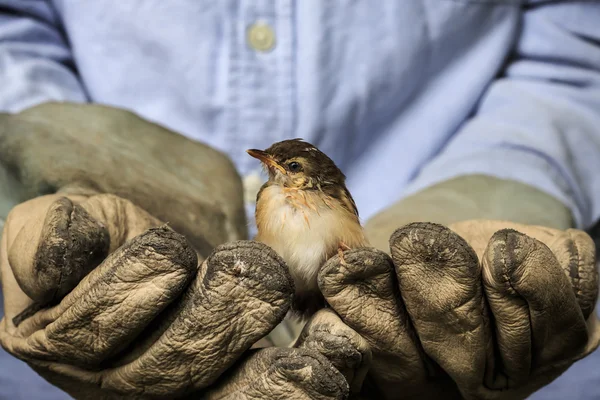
[{"left": 247, "top": 139, "right": 369, "bottom": 317}]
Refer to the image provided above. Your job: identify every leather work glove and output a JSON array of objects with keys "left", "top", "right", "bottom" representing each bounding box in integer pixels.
[
  {"left": 0, "top": 102, "right": 350, "bottom": 399},
  {"left": 297, "top": 175, "right": 600, "bottom": 399}
]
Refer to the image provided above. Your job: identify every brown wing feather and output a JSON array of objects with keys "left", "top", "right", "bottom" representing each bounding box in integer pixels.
[
  {"left": 319, "top": 182, "right": 360, "bottom": 221},
  {"left": 339, "top": 186, "right": 360, "bottom": 219}
]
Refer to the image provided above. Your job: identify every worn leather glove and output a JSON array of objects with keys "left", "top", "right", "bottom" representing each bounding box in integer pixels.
[
  {"left": 297, "top": 175, "right": 599, "bottom": 399},
  {"left": 0, "top": 102, "right": 349, "bottom": 399}
]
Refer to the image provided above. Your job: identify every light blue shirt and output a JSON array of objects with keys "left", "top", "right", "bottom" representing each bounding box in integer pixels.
[{"left": 1, "top": 1, "right": 600, "bottom": 399}]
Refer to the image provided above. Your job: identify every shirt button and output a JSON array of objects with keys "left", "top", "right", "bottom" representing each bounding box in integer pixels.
[{"left": 247, "top": 22, "right": 276, "bottom": 52}]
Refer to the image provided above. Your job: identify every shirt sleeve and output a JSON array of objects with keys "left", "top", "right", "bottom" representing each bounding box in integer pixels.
[
  {"left": 401, "top": 1, "right": 600, "bottom": 229},
  {"left": 0, "top": 0, "right": 87, "bottom": 112}
]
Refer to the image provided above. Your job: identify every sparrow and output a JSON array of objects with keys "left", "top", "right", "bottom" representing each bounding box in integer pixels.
[{"left": 247, "top": 139, "right": 369, "bottom": 317}]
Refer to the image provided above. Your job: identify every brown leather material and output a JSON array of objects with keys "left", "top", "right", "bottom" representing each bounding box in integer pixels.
[
  {"left": 364, "top": 175, "right": 574, "bottom": 254},
  {"left": 0, "top": 102, "right": 247, "bottom": 257},
  {"left": 312, "top": 220, "right": 598, "bottom": 400},
  {"left": 295, "top": 308, "right": 372, "bottom": 394},
  {"left": 2, "top": 103, "right": 598, "bottom": 399},
  {"left": 0, "top": 103, "right": 348, "bottom": 399},
  {"left": 203, "top": 347, "right": 349, "bottom": 400},
  {"left": 0, "top": 194, "right": 300, "bottom": 398}
]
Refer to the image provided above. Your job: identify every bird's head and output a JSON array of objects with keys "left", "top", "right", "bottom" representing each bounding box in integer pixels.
[{"left": 246, "top": 139, "right": 346, "bottom": 190}]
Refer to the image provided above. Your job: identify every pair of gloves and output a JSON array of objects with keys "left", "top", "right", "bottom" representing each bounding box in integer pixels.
[{"left": 0, "top": 102, "right": 598, "bottom": 399}]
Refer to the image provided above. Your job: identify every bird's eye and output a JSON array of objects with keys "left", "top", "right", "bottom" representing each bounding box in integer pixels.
[{"left": 287, "top": 161, "right": 301, "bottom": 172}]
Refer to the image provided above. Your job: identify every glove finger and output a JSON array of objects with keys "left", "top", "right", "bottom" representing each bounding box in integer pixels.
[
  {"left": 318, "top": 248, "right": 429, "bottom": 390},
  {"left": 521, "top": 227, "right": 598, "bottom": 320},
  {"left": 390, "top": 222, "right": 493, "bottom": 394},
  {"left": 96, "top": 241, "right": 293, "bottom": 398},
  {"left": 295, "top": 308, "right": 372, "bottom": 394},
  {"left": 2, "top": 195, "right": 109, "bottom": 325},
  {"left": 451, "top": 220, "right": 598, "bottom": 320},
  {"left": 550, "top": 229, "right": 597, "bottom": 320},
  {"left": 1, "top": 227, "right": 196, "bottom": 367},
  {"left": 202, "top": 347, "right": 349, "bottom": 400},
  {"left": 482, "top": 229, "right": 589, "bottom": 386},
  {"left": 3, "top": 193, "right": 165, "bottom": 327}
]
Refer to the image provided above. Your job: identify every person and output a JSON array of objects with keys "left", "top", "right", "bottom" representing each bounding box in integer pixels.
[{"left": 1, "top": 1, "right": 600, "bottom": 399}]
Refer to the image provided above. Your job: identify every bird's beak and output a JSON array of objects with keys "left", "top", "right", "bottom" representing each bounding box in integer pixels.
[{"left": 246, "top": 149, "right": 287, "bottom": 174}]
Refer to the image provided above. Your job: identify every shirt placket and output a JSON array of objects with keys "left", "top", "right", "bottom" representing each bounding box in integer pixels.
[{"left": 229, "top": 0, "right": 295, "bottom": 236}]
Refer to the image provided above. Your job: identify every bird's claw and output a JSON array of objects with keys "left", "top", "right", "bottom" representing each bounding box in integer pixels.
[
  {"left": 338, "top": 242, "right": 351, "bottom": 265},
  {"left": 337, "top": 247, "right": 346, "bottom": 265}
]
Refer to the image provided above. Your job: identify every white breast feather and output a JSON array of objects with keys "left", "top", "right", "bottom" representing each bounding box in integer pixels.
[{"left": 256, "top": 185, "right": 363, "bottom": 292}]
